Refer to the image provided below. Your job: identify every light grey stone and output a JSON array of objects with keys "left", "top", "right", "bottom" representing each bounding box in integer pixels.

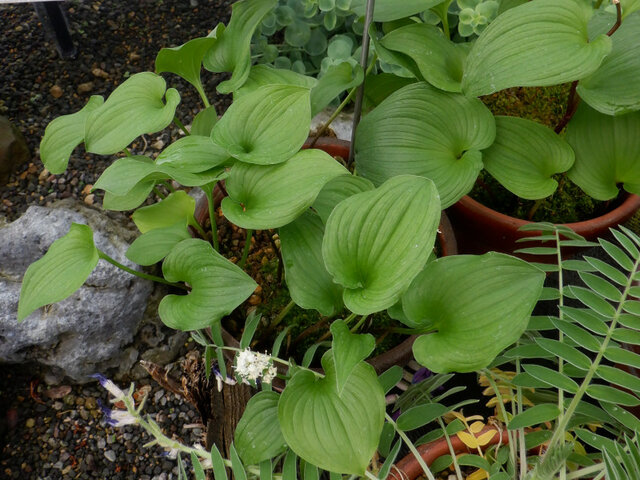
[
  {"left": 311, "top": 108, "right": 354, "bottom": 141},
  {"left": 0, "top": 199, "right": 154, "bottom": 383}
]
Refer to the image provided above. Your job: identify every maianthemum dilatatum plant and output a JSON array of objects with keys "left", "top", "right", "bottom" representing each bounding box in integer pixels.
[
  {"left": 19, "top": 0, "right": 640, "bottom": 477},
  {"left": 86, "top": 224, "right": 640, "bottom": 480},
  {"left": 346, "top": 0, "right": 640, "bottom": 212}
]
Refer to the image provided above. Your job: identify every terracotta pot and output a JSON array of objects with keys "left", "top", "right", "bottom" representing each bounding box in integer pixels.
[
  {"left": 194, "top": 137, "right": 457, "bottom": 374},
  {"left": 447, "top": 193, "right": 640, "bottom": 263},
  {"left": 388, "top": 426, "right": 510, "bottom": 480}
]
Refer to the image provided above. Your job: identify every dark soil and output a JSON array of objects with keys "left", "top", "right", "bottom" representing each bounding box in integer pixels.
[{"left": 1, "top": 2, "right": 236, "bottom": 479}]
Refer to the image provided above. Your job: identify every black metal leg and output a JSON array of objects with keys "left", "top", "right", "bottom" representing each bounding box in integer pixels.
[{"left": 33, "top": 1, "right": 77, "bottom": 59}]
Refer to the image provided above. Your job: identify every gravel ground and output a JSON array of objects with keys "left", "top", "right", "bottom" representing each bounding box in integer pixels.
[
  {"left": 0, "top": 0, "right": 233, "bottom": 221},
  {"left": 1, "top": 1, "right": 235, "bottom": 478}
]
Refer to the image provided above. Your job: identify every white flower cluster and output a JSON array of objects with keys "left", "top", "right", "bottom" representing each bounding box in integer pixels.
[{"left": 235, "top": 348, "right": 278, "bottom": 384}]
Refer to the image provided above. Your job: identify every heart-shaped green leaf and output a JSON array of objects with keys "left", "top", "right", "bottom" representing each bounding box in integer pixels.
[
  {"left": 156, "top": 135, "right": 231, "bottom": 172},
  {"left": 311, "top": 62, "right": 364, "bottom": 116},
  {"left": 93, "top": 156, "right": 165, "bottom": 196},
  {"left": 370, "top": 25, "right": 422, "bottom": 80},
  {"left": 355, "top": 82, "right": 495, "bottom": 208},
  {"left": 18, "top": 223, "right": 99, "bottom": 321},
  {"left": 312, "top": 174, "right": 374, "bottom": 224},
  {"left": 159, "top": 238, "right": 257, "bottom": 330},
  {"left": 237, "top": 64, "right": 317, "bottom": 98},
  {"left": 578, "top": 12, "right": 640, "bottom": 116},
  {"left": 132, "top": 191, "right": 196, "bottom": 233},
  {"left": 222, "top": 149, "right": 348, "bottom": 229},
  {"left": 403, "top": 253, "right": 544, "bottom": 373},
  {"left": 461, "top": 0, "right": 612, "bottom": 97},
  {"left": 126, "top": 221, "right": 191, "bottom": 266},
  {"left": 102, "top": 181, "right": 155, "bottom": 212},
  {"left": 330, "top": 320, "right": 375, "bottom": 394},
  {"left": 94, "top": 156, "right": 225, "bottom": 197},
  {"left": 212, "top": 84, "right": 311, "bottom": 165},
  {"left": 278, "top": 353, "right": 385, "bottom": 475},
  {"left": 155, "top": 36, "right": 217, "bottom": 102},
  {"left": 279, "top": 210, "right": 344, "bottom": 316},
  {"left": 323, "top": 175, "right": 441, "bottom": 315},
  {"left": 566, "top": 103, "right": 640, "bottom": 200},
  {"left": 235, "top": 391, "right": 287, "bottom": 465},
  {"left": 84, "top": 72, "right": 180, "bottom": 154},
  {"left": 350, "top": 0, "right": 445, "bottom": 21},
  {"left": 483, "top": 116, "right": 575, "bottom": 200},
  {"left": 190, "top": 106, "right": 219, "bottom": 136},
  {"left": 203, "top": 0, "right": 277, "bottom": 93},
  {"left": 40, "top": 95, "right": 104, "bottom": 174},
  {"left": 380, "top": 23, "right": 468, "bottom": 93}
]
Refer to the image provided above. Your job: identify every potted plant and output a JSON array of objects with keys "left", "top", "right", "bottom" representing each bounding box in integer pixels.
[{"left": 344, "top": 0, "right": 640, "bottom": 261}]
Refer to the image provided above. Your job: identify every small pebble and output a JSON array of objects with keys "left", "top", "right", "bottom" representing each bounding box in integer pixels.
[
  {"left": 84, "top": 193, "right": 95, "bottom": 205},
  {"left": 77, "top": 82, "right": 94, "bottom": 94},
  {"left": 25, "top": 418, "right": 35, "bottom": 428},
  {"left": 104, "top": 450, "right": 117, "bottom": 462},
  {"left": 91, "top": 67, "right": 109, "bottom": 79},
  {"left": 50, "top": 85, "right": 63, "bottom": 98}
]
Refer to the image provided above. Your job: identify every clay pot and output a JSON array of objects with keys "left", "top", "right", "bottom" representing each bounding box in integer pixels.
[
  {"left": 388, "top": 426, "right": 510, "bottom": 480},
  {"left": 194, "top": 137, "right": 457, "bottom": 374},
  {"left": 447, "top": 193, "right": 640, "bottom": 263}
]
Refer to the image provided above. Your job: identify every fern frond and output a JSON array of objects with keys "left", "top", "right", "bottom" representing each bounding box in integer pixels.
[{"left": 604, "top": 434, "right": 640, "bottom": 480}]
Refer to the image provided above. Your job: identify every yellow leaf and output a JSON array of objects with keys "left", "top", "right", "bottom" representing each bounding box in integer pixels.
[
  {"left": 450, "top": 411, "right": 467, "bottom": 422},
  {"left": 457, "top": 431, "right": 480, "bottom": 449},
  {"left": 470, "top": 421, "right": 485, "bottom": 434},
  {"left": 587, "top": 422, "right": 602, "bottom": 432},
  {"left": 466, "top": 415, "right": 485, "bottom": 422},
  {"left": 467, "top": 469, "right": 489, "bottom": 480},
  {"left": 574, "top": 441, "right": 587, "bottom": 457},
  {"left": 476, "top": 430, "right": 498, "bottom": 447}
]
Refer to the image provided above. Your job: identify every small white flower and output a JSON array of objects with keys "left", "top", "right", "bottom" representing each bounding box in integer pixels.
[
  {"left": 213, "top": 369, "right": 236, "bottom": 392},
  {"left": 234, "top": 348, "right": 277, "bottom": 384},
  {"left": 262, "top": 364, "right": 278, "bottom": 384},
  {"left": 98, "top": 401, "right": 138, "bottom": 428},
  {"left": 91, "top": 373, "right": 126, "bottom": 400},
  {"left": 164, "top": 448, "right": 179, "bottom": 460},
  {"left": 109, "top": 409, "right": 138, "bottom": 427}
]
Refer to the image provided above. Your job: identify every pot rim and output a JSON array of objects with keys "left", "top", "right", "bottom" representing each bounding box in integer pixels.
[
  {"left": 455, "top": 193, "right": 640, "bottom": 234},
  {"left": 388, "top": 426, "right": 511, "bottom": 480}
]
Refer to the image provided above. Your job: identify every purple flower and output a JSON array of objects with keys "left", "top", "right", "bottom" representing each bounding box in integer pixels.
[
  {"left": 412, "top": 367, "right": 433, "bottom": 384},
  {"left": 97, "top": 399, "right": 137, "bottom": 427}
]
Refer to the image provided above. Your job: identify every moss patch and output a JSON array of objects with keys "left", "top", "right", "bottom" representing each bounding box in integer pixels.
[
  {"left": 480, "top": 84, "right": 571, "bottom": 128},
  {"left": 471, "top": 171, "right": 620, "bottom": 223},
  {"left": 473, "top": 84, "right": 625, "bottom": 223}
]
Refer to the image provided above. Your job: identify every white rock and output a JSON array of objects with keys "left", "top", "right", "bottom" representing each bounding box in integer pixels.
[{"left": 0, "top": 199, "right": 154, "bottom": 383}]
